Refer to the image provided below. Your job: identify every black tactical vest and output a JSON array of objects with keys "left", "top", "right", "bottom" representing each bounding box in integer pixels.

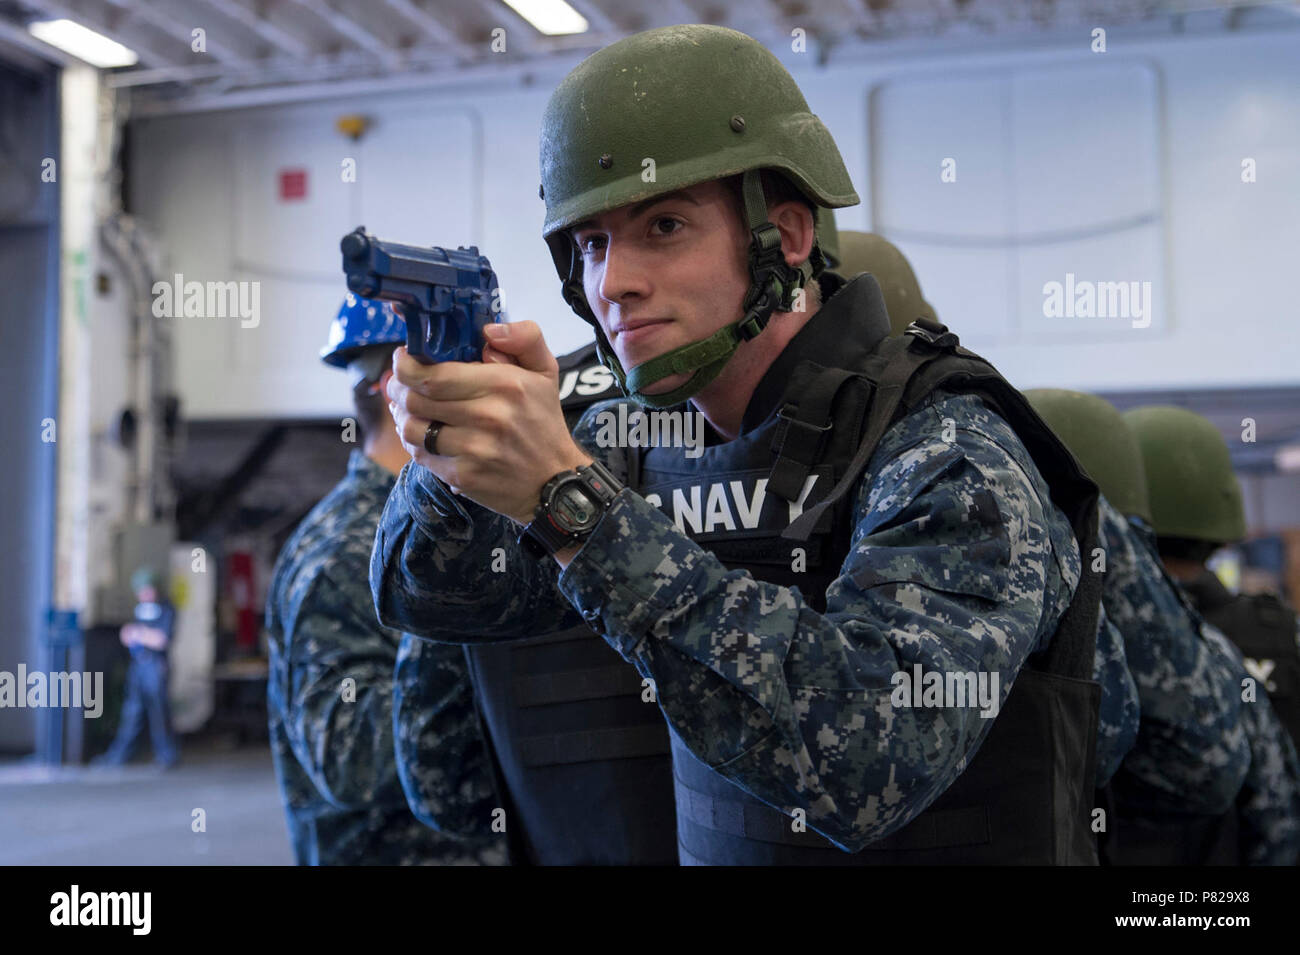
[
  {"left": 1109, "top": 783, "right": 1240, "bottom": 866},
  {"left": 1184, "top": 570, "right": 1300, "bottom": 754},
  {"left": 628, "top": 274, "right": 1103, "bottom": 865},
  {"left": 462, "top": 342, "right": 677, "bottom": 865},
  {"left": 1104, "top": 810, "right": 1241, "bottom": 866}
]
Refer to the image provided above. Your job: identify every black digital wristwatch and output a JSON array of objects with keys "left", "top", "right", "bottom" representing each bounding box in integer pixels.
[{"left": 519, "top": 459, "right": 623, "bottom": 559}]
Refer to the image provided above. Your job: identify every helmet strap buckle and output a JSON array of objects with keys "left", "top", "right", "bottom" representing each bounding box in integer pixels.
[
  {"left": 737, "top": 313, "right": 766, "bottom": 341},
  {"left": 748, "top": 223, "right": 786, "bottom": 277}
]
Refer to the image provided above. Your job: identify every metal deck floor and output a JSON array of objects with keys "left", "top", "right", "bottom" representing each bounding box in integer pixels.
[{"left": 0, "top": 743, "right": 293, "bottom": 866}]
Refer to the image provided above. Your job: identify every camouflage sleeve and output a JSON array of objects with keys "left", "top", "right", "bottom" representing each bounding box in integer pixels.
[
  {"left": 280, "top": 564, "right": 406, "bottom": 810},
  {"left": 1236, "top": 697, "right": 1300, "bottom": 865},
  {"left": 1102, "top": 504, "right": 1252, "bottom": 815},
  {"left": 370, "top": 459, "right": 583, "bottom": 642},
  {"left": 555, "top": 397, "right": 1078, "bottom": 852},
  {"left": 1201, "top": 626, "right": 1300, "bottom": 865},
  {"left": 393, "top": 633, "right": 503, "bottom": 840},
  {"left": 1094, "top": 606, "right": 1140, "bottom": 787}
]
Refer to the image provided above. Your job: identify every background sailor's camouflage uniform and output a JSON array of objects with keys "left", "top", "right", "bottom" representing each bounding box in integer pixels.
[
  {"left": 393, "top": 631, "right": 506, "bottom": 842},
  {"left": 1197, "top": 623, "right": 1300, "bottom": 864},
  {"left": 373, "top": 388, "right": 1089, "bottom": 852},
  {"left": 1094, "top": 606, "right": 1140, "bottom": 786},
  {"left": 267, "top": 449, "right": 505, "bottom": 865},
  {"left": 1099, "top": 499, "right": 1252, "bottom": 817}
]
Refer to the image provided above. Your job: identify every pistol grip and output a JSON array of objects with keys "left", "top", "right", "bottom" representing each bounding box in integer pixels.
[{"left": 400, "top": 306, "right": 440, "bottom": 365}]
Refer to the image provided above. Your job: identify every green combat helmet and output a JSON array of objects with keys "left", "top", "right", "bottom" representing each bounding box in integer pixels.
[
  {"left": 1123, "top": 405, "right": 1247, "bottom": 545},
  {"left": 1024, "top": 389, "right": 1152, "bottom": 525},
  {"left": 539, "top": 24, "right": 860, "bottom": 408},
  {"left": 835, "top": 231, "right": 938, "bottom": 337}
]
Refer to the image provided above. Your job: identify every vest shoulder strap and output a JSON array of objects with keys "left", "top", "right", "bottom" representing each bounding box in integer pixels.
[
  {"left": 768, "top": 364, "right": 860, "bottom": 502},
  {"left": 780, "top": 318, "right": 1100, "bottom": 682},
  {"left": 780, "top": 321, "right": 958, "bottom": 541}
]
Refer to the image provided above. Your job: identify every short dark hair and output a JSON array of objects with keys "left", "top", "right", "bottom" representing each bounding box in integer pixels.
[
  {"left": 723, "top": 169, "right": 817, "bottom": 224},
  {"left": 351, "top": 344, "right": 400, "bottom": 441}
]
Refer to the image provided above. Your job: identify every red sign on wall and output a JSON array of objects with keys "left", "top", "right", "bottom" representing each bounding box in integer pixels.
[
  {"left": 278, "top": 168, "right": 308, "bottom": 201},
  {"left": 227, "top": 551, "right": 258, "bottom": 651}
]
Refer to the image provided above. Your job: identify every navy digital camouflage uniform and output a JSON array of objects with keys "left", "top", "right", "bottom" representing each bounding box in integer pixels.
[
  {"left": 1099, "top": 499, "right": 1252, "bottom": 819},
  {"left": 1197, "top": 623, "right": 1300, "bottom": 864},
  {"left": 1093, "top": 606, "right": 1140, "bottom": 786},
  {"left": 1127, "top": 527, "right": 1300, "bottom": 865},
  {"left": 393, "top": 631, "right": 506, "bottom": 842},
  {"left": 373, "top": 383, "right": 1089, "bottom": 851},
  {"left": 267, "top": 449, "right": 506, "bottom": 865}
]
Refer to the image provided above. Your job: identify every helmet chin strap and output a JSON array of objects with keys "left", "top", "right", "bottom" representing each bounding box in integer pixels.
[{"left": 565, "top": 169, "right": 824, "bottom": 410}]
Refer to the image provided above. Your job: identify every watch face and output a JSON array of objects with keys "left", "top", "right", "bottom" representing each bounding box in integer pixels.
[{"left": 553, "top": 482, "right": 599, "bottom": 531}]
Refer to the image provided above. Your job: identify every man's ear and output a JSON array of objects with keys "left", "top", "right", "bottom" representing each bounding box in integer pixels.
[
  {"left": 770, "top": 200, "right": 816, "bottom": 269},
  {"left": 373, "top": 367, "right": 394, "bottom": 399}
]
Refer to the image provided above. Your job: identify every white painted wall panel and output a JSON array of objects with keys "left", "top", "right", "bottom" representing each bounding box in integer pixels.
[
  {"left": 135, "top": 105, "right": 482, "bottom": 418},
  {"left": 233, "top": 116, "right": 357, "bottom": 277},
  {"left": 870, "top": 73, "right": 1010, "bottom": 238},
  {"left": 355, "top": 108, "right": 479, "bottom": 249},
  {"left": 870, "top": 60, "right": 1165, "bottom": 345},
  {"left": 129, "top": 28, "right": 1300, "bottom": 420},
  {"left": 1008, "top": 63, "right": 1161, "bottom": 235}
]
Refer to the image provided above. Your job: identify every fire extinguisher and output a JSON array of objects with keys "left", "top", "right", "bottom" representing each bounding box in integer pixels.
[{"left": 227, "top": 551, "right": 257, "bottom": 652}]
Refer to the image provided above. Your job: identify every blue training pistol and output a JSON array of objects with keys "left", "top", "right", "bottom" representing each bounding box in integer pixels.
[{"left": 340, "top": 225, "right": 503, "bottom": 364}]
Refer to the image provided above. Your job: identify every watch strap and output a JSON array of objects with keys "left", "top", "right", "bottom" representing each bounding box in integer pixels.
[{"left": 519, "top": 459, "right": 622, "bottom": 559}]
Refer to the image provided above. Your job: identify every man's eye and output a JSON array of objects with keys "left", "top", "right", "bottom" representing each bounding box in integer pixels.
[
  {"left": 651, "top": 217, "right": 682, "bottom": 236},
  {"left": 576, "top": 234, "right": 606, "bottom": 254}
]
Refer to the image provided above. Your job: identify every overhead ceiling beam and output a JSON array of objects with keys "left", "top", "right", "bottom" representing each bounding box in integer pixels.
[
  {"left": 381, "top": 0, "right": 461, "bottom": 48},
  {"left": 564, "top": 0, "right": 619, "bottom": 36},
  {"left": 284, "top": 0, "right": 396, "bottom": 59},
  {"left": 108, "top": 41, "right": 439, "bottom": 88},
  {"left": 195, "top": 0, "right": 314, "bottom": 59},
  {"left": 485, "top": 0, "right": 541, "bottom": 54},
  {"left": 105, "top": 59, "right": 228, "bottom": 86},
  {"left": 0, "top": 16, "right": 77, "bottom": 66},
  {"left": 125, "top": 46, "right": 588, "bottom": 116},
  {"left": 100, "top": 0, "right": 256, "bottom": 66},
  {"left": 23, "top": 0, "right": 190, "bottom": 66}
]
